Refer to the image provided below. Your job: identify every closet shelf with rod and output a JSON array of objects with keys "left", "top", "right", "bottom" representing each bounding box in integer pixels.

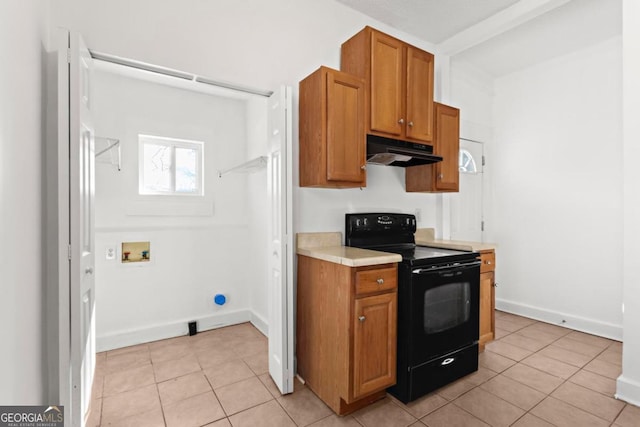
[
  {"left": 218, "top": 155, "right": 267, "bottom": 178},
  {"left": 95, "top": 136, "right": 121, "bottom": 171}
]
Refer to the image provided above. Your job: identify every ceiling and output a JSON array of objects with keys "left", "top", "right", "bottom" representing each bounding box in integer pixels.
[
  {"left": 336, "top": 0, "right": 523, "bottom": 44},
  {"left": 336, "top": 0, "right": 622, "bottom": 78}
]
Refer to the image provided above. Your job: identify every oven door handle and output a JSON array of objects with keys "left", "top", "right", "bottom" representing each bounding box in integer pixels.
[{"left": 412, "top": 260, "right": 481, "bottom": 275}]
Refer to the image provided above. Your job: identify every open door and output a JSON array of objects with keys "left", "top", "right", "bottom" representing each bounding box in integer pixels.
[
  {"left": 267, "top": 86, "right": 294, "bottom": 394},
  {"left": 450, "top": 139, "right": 484, "bottom": 242},
  {"left": 58, "top": 29, "right": 96, "bottom": 426}
]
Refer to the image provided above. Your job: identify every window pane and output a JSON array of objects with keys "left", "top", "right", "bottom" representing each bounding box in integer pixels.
[
  {"left": 459, "top": 148, "right": 477, "bottom": 174},
  {"left": 143, "top": 144, "right": 172, "bottom": 192},
  {"left": 175, "top": 147, "right": 198, "bottom": 193}
]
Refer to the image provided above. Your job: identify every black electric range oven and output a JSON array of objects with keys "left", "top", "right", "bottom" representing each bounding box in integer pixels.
[{"left": 346, "top": 213, "right": 481, "bottom": 403}]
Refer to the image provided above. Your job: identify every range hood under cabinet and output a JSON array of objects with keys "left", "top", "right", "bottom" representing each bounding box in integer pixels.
[{"left": 299, "top": 26, "right": 459, "bottom": 192}]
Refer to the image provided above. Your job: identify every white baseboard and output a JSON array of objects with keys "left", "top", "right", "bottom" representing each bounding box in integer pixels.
[
  {"left": 616, "top": 375, "right": 640, "bottom": 406},
  {"left": 250, "top": 311, "right": 269, "bottom": 337},
  {"left": 96, "top": 309, "right": 253, "bottom": 352},
  {"left": 496, "top": 298, "right": 623, "bottom": 341}
]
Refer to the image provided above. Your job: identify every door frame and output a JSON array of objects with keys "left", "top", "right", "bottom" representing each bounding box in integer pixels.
[
  {"left": 56, "top": 27, "right": 72, "bottom": 420},
  {"left": 56, "top": 28, "right": 97, "bottom": 427}
]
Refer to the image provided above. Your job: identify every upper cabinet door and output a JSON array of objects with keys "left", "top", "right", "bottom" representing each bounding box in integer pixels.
[
  {"left": 299, "top": 66, "right": 365, "bottom": 188},
  {"left": 434, "top": 103, "right": 460, "bottom": 191},
  {"left": 326, "top": 70, "right": 366, "bottom": 183},
  {"left": 370, "top": 31, "right": 404, "bottom": 136},
  {"left": 406, "top": 47, "right": 434, "bottom": 143}
]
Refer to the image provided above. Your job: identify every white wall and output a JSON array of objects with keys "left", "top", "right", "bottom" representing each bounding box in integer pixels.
[
  {"left": 489, "top": 36, "right": 624, "bottom": 339},
  {"left": 52, "top": 0, "right": 446, "bottom": 242},
  {"left": 92, "top": 67, "right": 260, "bottom": 350},
  {"left": 618, "top": 0, "right": 640, "bottom": 406},
  {"left": 246, "top": 96, "right": 270, "bottom": 333},
  {"left": 0, "top": 0, "right": 49, "bottom": 404}
]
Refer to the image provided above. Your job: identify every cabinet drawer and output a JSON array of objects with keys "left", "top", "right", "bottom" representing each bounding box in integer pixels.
[
  {"left": 355, "top": 267, "right": 397, "bottom": 295},
  {"left": 479, "top": 251, "right": 495, "bottom": 273}
]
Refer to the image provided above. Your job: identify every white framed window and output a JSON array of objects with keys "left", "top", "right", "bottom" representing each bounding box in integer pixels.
[
  {"left": 138, "top": 134, "right": 204, "bottom": 196},
  {"left": 459, "top": 148, "right": 478, "bottom": 174}
]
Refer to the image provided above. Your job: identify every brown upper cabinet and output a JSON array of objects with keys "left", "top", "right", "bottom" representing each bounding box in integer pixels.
[
  {"left": 406, "top": 103, "right": 460, "bottom": 192},
  {"left": 341, "top": 27, "right": 435, "bottom": 144},
  {"left": 299, "top": 66, "right": 366, "bottom": 188}
]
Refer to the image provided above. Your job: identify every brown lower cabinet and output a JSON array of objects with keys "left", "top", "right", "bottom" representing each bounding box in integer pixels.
[
  {"left": 297, "top": 256, "right": 397, "bottom": 415},
  {"left": 479, "top": 249, "right": 496, "bottom": 350}
]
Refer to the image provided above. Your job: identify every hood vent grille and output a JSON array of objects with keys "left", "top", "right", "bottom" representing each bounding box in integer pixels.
[{"left": 366, "top": 135, "right": 443, "bottom": 167}]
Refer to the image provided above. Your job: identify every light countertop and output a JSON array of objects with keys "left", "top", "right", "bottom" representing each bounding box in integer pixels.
[
  {"left": 296, "top": 245, "right": 402, "bottom": 267},
  {"left": 296, "top": 232, "right": 401, "bottom": 267},
  {"left": 295, "top": 230, "right": 495, "bottom": 267},
  {"left": 415, "top": 228, "right": 497, "bottom": 252}
]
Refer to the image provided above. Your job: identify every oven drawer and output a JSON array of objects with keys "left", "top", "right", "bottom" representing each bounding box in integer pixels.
[
  {"left": 408, "top": 343, "right": 479, "bottom": 401},
  {"left": 479, "top": 251, "right": 495, "bottom": 273},
  {"left": 355, "top": 267, "right": 397, "bottom": 295}
]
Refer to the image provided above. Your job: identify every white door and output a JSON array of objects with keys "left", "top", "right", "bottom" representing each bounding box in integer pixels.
[
  {"left": 450, "top": 139, "right": 484, "bottom": 242},
  {"left": 58, "top": 29, "right": 96, "bottom": 426},
  {"left": 267, "top": 86, "right": 294, "bottom": 394}
]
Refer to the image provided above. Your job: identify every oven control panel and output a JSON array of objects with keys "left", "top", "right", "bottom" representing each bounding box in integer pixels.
[{"left": 345, "top": 213, "right": 417, "bottom": 247}]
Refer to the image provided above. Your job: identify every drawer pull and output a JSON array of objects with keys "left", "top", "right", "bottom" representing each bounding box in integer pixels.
[
  {"left": 358, "top": 316, "right": 366, "bottom": 322},
  {"left": 441, "top": 357, "right": 455, "bottom": 366},
  {"left": 376, "top": 278, "right": 384, "bottom": 285},
  {"left": 485, "top": 260, "right": 492, "bottom": 265}
]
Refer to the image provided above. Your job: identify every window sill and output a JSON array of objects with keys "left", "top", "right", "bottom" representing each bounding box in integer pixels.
[{"left": 125, "top": 197, "right": 213, "bottom": 216}]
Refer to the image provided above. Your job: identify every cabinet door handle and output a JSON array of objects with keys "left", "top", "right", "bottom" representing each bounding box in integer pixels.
[
  {"left": 398, "top": 118, "right": 405, "bottom": 124},
  {"left": 408, "top": 121, "right": 414, "bottom": 127},
  {"left": 494, "top": 283, "right": 498, "bottom": 288},
  {"left": 361, "top": 165, "right": 366, "bottom": 170},
  {"left": 376, "top": 278, "right": 384, "bottom": 285},
  {"left": 485, "top": 260, "right": 492, "bottom": 265},
  {"left": 438, "top": 173, "right": 444, "bottom": 180},
  {"left": 358, "top": 316, "right": 366, "bottom": 322}
]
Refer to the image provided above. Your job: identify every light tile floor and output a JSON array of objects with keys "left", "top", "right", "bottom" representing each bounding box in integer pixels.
[{"left": 88, "top": 312, "right": 640, "bottom": 426}]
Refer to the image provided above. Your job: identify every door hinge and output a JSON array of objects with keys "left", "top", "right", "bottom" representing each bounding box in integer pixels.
[
  {"left": 481, "top": 221, "right": 485, "bottom": 232},
  {"left": 482, "top": 155, "right": 486, "bottom": 167},
  {"left": 68, "top": 245, "right": 72, "bottom": 260},
  {"left": 67, "top": 48, "right": 71, "bottom": 64}
]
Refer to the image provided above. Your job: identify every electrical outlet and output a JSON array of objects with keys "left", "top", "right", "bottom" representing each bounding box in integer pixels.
[
  {"left": 415, "top": 208, "right": 422, "bottom": 222},
  {"left": 106, "top": 247, "right": 115, "bottom": 260}
]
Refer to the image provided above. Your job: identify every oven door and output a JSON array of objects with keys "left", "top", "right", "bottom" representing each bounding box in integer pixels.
[{"left": 410, "top": 260, "right": 480, "bottom": 364}]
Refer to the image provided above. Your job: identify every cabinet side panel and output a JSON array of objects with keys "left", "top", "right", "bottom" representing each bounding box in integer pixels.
[
  {"left": 296, "top": 255, "right": 313, "bottom": 381},
  {"left": 340, "top": 27, "right": 370, "bottom": 80},
  {"left": 296, "top": 256, "right": 352, "bottom": 412},
  {"left": 434, "top": 103, "right": 460, "bottom": 191},
  {"left": 299, "top": 68, "right": 326, "bottom": 187},
  {"left": 405, "top": 164, "right": 436, "bottom": 192}
]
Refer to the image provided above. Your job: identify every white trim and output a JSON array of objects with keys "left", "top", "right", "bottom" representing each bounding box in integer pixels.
[
  {"left": 616, "top": 376, "right": 640, "bottom": 406},
  {"left": 95, "top": 224, "right": 248, "bottom": 232},
  {"left": 96, "top": 309, "right": 253, "bottom": 352},
  {"left": 56, "top": 27, "right": 71, "bottom": 416},
  {"left": 438, "top": 0, "right": 571, "bottom": 55},
  {"left": 496, "top": 298, "right": 623, "bottom": 341},
  {"left": 250, "top": 311, "right": 269, "bottom": 337}
]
